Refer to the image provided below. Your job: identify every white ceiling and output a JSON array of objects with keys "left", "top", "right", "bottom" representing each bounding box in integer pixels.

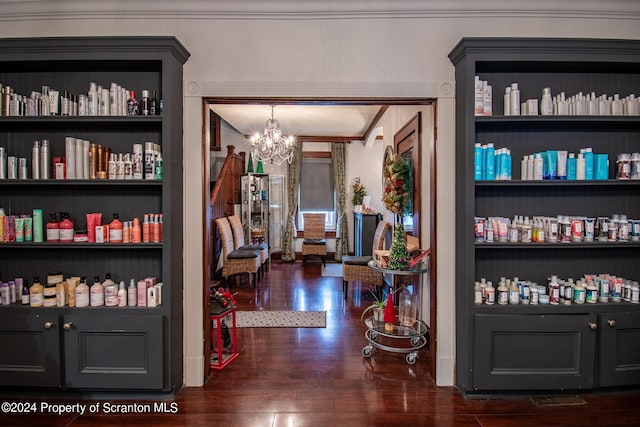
[{"left": 209, "top": 104, "right": 384, "bottom": 139}]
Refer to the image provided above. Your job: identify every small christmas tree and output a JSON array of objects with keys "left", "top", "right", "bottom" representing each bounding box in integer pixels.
[
  {"left": 388, "top": 223, "right": 410, "bottom": 270},
  {"left": 247, "top": 152, "right": 254, "bottom": 173}
]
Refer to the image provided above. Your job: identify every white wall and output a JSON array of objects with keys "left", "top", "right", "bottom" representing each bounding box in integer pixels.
[{"left": 2, "top": 0, "right": 639, "bottom": 388}]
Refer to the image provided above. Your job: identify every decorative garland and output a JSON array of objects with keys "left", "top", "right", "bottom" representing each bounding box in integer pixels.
[{"left": 382, "top": 146, "right": 412, "bottom": 216}]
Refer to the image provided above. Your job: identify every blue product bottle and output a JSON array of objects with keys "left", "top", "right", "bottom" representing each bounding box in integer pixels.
[
  {"left": 567, "top": 153, "right": 577, "bottom": 180},
  {"left": 584, "top": 148, "right": 594, "bottom": 180},
  {"left": 485, "top": 143, "right": 496, "bottom": 180},
  {"left": 505, "top": 149, "right": 512, "bottom": 180},
  {"left": 474, "top": 143, "right": 483, "bottom": 181}
]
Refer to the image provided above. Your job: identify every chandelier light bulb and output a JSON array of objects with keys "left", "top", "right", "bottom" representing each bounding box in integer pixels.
[{"left": 247, "top": 105, "right": 296, "bottom": 165}]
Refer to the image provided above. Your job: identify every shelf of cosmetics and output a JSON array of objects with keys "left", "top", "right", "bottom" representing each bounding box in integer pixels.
[
  {"left": 475, "top": 145, "right": 637, "bottom": 181},
  {"left": 474, "top": 274, "right": 640, "bottom": 306},
  {"left": 475, "top": 214, "right": 639, "bottom": 244},
  {"left": 474, "top": 77, "right": 640, "bottom": 117},
  {"left": 0, "top": 273, "right": 162, "bottom": 308},
  {"left": 0, "top": 139, "right": 162, "bottom": 181},
  {"left": 0, "top": 210, "right": 163, "bottom": 244},
  {"left": 0, "top": 81, "right": 161, "bottom": 117}
]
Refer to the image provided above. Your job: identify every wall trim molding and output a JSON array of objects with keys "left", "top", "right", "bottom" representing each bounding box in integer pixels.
[
  {"left": 0, "top": 0, "right": 638, "bottom": 21},
  {"left": 186, "top": 81, "right": 453, "bottom": 99}
]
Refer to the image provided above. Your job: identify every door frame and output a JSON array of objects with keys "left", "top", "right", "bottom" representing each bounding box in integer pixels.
[{"left": 202, "top": 97, "right": 437, "bottom": 380}]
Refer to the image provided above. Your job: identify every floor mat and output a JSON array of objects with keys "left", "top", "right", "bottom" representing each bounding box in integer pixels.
[{"left": 235, "top": 310, "right": 327, "bottom": 328}]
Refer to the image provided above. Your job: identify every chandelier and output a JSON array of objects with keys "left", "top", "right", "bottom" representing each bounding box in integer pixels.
[{"left": 248, "top": 105, "right": 296, "bottom": 165}]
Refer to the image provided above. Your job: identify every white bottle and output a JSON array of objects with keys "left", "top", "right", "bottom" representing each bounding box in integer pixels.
[
  {"left": 504, "top": 86, "right": 511, "bottom": 116},
  {"left": 90, "top": 276, "right": 104, "bottom": 307},
  {"left": 533, "top": 153, "right": 544, "bottom": 180},
  {"left": 612, "top": 94, "right": 623, "bottom": 115},
  {"left": 510, "top": 83, "right": 520, "bottom": 116},
  {"left": 540, "top": 88, "right": 553, "bottom": 116},
  {"left": 109, "top": 82, "right": 118, "bottom": 116},
  {"left": 127, "top": 278, "right": 137, "bottom": 307},
  {"left": 588, "top": 92, "right": 599, "bottom": 115},
  {"left": 627, "top": 94, "right": 638, "bottom": 116},
  {"left": 75, "top": 277, "right": 90, "bottom": 307},
  {"left": 576, "top": 92, "right": 587, "bottom": 115},
  {"left": 557, "top": 92, "right": 569, "bottom": 115},
  {"left": 482, "top": 81, "right": 492, "bottom": 116},
  {"left": 88, "top": 82, "right": 98, "bottom": 116},
  {"left": 117, "top": 281, "right": 127, "bottom": 307},
  {"left": 521, "top": 156, "right": 528, "bottom": 180},
  {"left": 577, "top": 153, "right": 586, "bottom": 180},
  {"left": 526, "top": 155, "right": 534, "bottom": 180},
  {"left": 600, "top": 95, "right": 611, "bottom": 116}
]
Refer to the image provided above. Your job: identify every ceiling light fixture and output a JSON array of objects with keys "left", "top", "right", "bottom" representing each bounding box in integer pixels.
[{"left": 248, "top": 105, "right": 296, "bottom": 165}]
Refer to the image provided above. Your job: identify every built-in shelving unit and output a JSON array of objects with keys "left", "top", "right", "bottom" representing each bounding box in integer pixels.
[
  {"left": 450, "top": 38, "right": 640, "bottom": 395},
  {"left": 0, "top": 37, "right": 189, "bottom": 393}
]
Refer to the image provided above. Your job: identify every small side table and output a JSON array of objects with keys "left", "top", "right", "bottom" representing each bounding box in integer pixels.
[
  {"left": 210, "top": 306, "right": 238, "bottom": 369},
  {"left": 362, "top": 260, "right": 430, "bottom": 364}
]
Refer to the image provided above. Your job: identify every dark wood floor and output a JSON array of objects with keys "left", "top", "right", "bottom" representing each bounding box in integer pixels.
[{"left": 2, "top": 261, "right": 640, "bottom": 426}]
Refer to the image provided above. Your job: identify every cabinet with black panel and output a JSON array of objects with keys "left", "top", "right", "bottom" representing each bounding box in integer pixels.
[
  {"left": 353, "top": 213, "right": 381, "bottom": 256},
  {"left": 449, "top": 38, "right": 640, "bottom": 395},
  {"left": 0, "top": 37, "right": 189, "bottom": 392}
]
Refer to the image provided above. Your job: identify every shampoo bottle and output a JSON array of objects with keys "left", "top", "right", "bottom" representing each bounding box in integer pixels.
[
  {"left": 109, "top": 213, "right": 123, "bottom": 243},
  {"left": 29, "top": 276, "right": 44, "bottom": 308},
  {"left": 118, "top": 281, "right": 127, "bottom": 307},
  {"left": 75, "top": 277, "right": 89, "bottom": 307},
  {"left": 90, "top": 276, "right": 104, "bottom": 307},
  {"left": 46, "top": 212, "right": 59, "bottom": 242},
  {"left": 59, "top": 212, "right": 74, "bottom": 243},
  {"left": 142, "top": 214, "right": 150, "bottom": 243},
  {"left": 127, "top": 278, "right": 137, "bottom": 307},
  {"left": 567, "top": 153, "right": 577, "bottom": 180},
  {"left": 21, "top": 279, "right": 29, "bottom": 305},
  {"left": 132, "top": 217, "right": 141, "bottom": 243}
]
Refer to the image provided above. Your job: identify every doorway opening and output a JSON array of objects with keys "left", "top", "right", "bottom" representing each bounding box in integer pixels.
[{"left": 201, "top": 97, "right": 437, "bottom": 380}]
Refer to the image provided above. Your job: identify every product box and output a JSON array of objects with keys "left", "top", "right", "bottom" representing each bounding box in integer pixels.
[
  {"left": 95, "top": 226, "right": 105, "bottom": 243},
  {"left": 137, "top": 280, "right": 147, "bottom": 307},
  {"left": 147, "top": 286, "right": 157, "bottom": 307},
  {"left": 154, "top": 282, "right": 163, "bottom": 305},
  {"left": 373, "top": 250, "right": 390, "bottom": 268}
]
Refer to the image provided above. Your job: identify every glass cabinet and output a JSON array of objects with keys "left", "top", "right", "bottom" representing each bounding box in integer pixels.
[{"left": 241, "top": 174, "right": 269, "bottom": 246}]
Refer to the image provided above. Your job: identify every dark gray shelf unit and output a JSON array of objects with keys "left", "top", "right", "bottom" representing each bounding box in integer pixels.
[
  {"left": 449, "top": 38, "right": 640, "bottom": 395},
  {"left": 0, "top": 37, "right": 189, "bottom": 393}
]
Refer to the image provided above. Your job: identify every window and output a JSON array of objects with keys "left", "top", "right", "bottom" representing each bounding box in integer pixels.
[{"left": 298, "top": 154, "right": 336, "bottom": 231}]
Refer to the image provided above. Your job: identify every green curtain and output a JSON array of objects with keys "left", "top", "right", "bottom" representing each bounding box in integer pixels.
[
  {"left": 282, "top": 143, "right": 303, "bottom": 261},
  {"left": 331, "top": 142, "right": 348, "bottom": 260}
]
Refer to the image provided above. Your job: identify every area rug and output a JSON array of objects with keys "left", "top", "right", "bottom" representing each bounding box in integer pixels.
[
  {"left": 321, "top": 263, "right": 343, "bottom": 277},
  {"left": 235, "top": 310, "right": 326, "bottom": 328}
]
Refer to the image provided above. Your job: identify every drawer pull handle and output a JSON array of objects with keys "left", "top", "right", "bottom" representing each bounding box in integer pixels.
[
  {"left": 588, "top": 322, "right": 598, "bottom": 331},
  {"left": 44, "top": 321, "right": 54, "bottom": 329},
  {"left": 63, "top": 322, "right": 73, "bottom": 330},
  {"left": 607, "top": 319, "right": 616, "bottom": 328}
]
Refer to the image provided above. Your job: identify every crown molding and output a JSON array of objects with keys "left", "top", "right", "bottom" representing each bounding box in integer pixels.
[{"left": 0, "top": 0, "right": 639, "bottom": 21}]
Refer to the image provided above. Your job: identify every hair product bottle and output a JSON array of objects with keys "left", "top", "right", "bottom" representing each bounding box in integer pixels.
[
  {"left": 75, "top": 277, "right": 89, "bottom": 307},
  {"left": 90, "top": 276, "right": 104, "bottom": 307},
  {"left": 109, "top": 213, "right": 123, "bottom": 243},
  {"left": 29, "top": 276, "right": 44, "bottom": 308},
  {"left": 127, "top": 278, "right": 137, "bottom": 307}
]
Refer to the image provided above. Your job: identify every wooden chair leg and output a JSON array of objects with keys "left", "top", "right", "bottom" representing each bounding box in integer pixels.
[{"left": 343, "top": 280, "right": 348, "bottom": 299}]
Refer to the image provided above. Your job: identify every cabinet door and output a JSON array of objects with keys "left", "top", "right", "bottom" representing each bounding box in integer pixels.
[
  {"left": 473, "top": 313, "right": 596, "bottom": 391},
  {"left": 63, "top": 314, "right": 164, "bottom": 390},
  {"left": 598, "top": 310, "right": 640, "bottom": 387},
  {"left": 0, "top": 312, "right": 61, "bottom": 388}
]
